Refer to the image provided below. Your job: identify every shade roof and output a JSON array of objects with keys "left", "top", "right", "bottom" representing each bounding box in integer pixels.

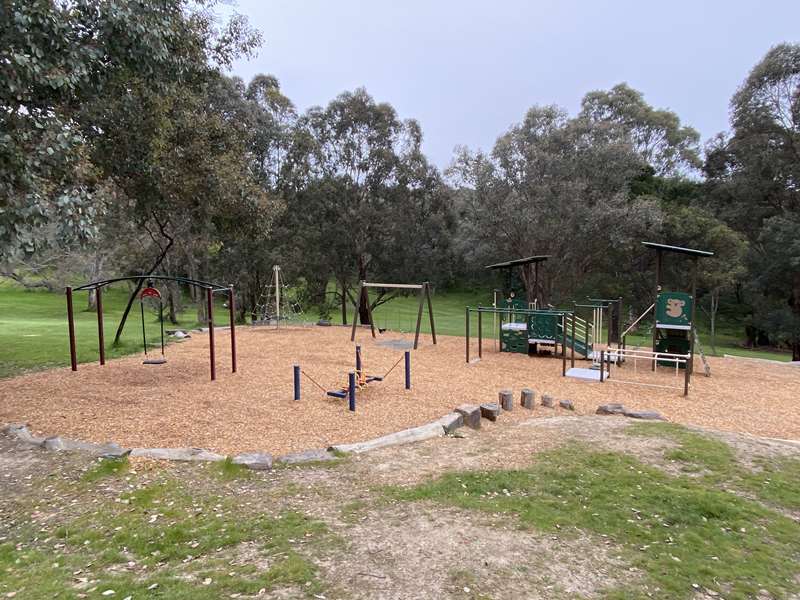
[
  {"left": 642, "top": 242, "right": 714, "bottom": 258},
  {"left": 485, "top": 255, "right": 551, "bottom": 270}
]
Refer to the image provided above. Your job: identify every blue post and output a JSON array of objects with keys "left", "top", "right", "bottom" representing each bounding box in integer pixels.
[
  {"left": 355, "top": 345, "right": 362, "bottom": 374},
  {"left": 293, "top": 364, "right": 300, "bottom": 400},
  {"left": 404, "top": 351, "right": 411, "bottom": 390},
  {"left": 348, "top": 371, "right": 356, "bottom": 412}
]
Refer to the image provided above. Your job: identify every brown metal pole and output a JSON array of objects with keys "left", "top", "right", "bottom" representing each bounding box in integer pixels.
[
  {"left": 562, "top": 314, "right": 567, "bottom": 377},
  {"left": 652, "top": 250, "right": 662, "bottom": 371},
  {"left": 66, "top": 286, "right": 78, "bottom": 371},
  {"left": 425, "top": 283, "right": 437, "bottom": 344},
  {"left": 689, "top": 257, "right": 698, "bottom": 376},
  {"left": 465, "top": 307, "right": 470, "bottom": 363},
  {"left": 207, "top": 287, "right": 216, "bottom": 381},
  {"left": 350, "top": 282, "right": 362, "bottom": 342},
  {"left": 229, "top": 285, "right": 237, "bottom": 374},
  {"left": 413, "top": 286, "right": 424, "bottom": 349},
  {"left": 478, "top": 305, "right": 482, "bottom": 359},
  {"left": 96, "top": 286, "right": 105, "bottom": 365},
  {"left": 684, "top": 353, "right": 690, "bottom": 396}
]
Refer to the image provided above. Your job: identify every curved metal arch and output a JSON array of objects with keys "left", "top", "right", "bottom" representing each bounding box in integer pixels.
[{"left": 73, "top": 275, "right": 230, "bottom": 293}]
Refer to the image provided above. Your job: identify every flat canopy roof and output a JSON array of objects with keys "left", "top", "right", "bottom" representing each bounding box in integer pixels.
[
  {"left": 485, "top": 255, "right": 551, "bottom": 270},
  {"left": 642, "top": 242, "right": 714, "bottom": 258}
]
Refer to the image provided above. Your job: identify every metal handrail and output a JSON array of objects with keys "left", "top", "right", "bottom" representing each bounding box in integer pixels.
[{"left": 621, "top": 303, "right": 655, "bottom": 340}]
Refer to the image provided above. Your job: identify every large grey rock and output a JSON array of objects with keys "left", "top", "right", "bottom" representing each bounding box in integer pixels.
[
  {"left": 623, "top": 410, "right": 666, "bottom": 421},
  {"left": 2, "top": 423, "right": 45, "bottom": 446},
  {"left": 455, "top": 405, "right": 481, "bottom": 430},
  {"left": 520, "top": 389, "right": 535, "bottom": 410},
  {"left": 129, "top": 447, "right": 225, "bottom": 462},
  {"left": 499, "top": 390, "right": 514, "bottom": 412},
  {"left": 42, "top": 436, "right": 66, "bottom": 451},
  {"left": 559, "top": 399, "right": 575, "bottom": 411},
  {"left": 480, "top": 402, "right": 501, "bottom": 422},
  {"left": 330, "top": 421, "right": 445, "bottom": 454},
  {"left": 541, "top": 394, "right": 555, "bottom": 408},
  {"left": 596, "top": 403, "right": 627, "bottom": 415},
  {"left": 438, "top": 412, "right": 464, "bottom": 434},
  {"left": 42, "top": 436, "right": 129, "bottom": 456},
  {"left": 276, "top": 448, "right": 338, "bottom": 465},
  {"left": 232, "top": 452, "right": 273, "bottom": 470}
]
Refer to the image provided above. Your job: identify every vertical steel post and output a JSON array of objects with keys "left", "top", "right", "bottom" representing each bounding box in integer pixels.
[
  {"left": 652, "top": 250, "right": 662, "bottom": 371},
  {"left": 684, "top": 354, "right": 690, "bottom": 396},
  {"left": 465, "top": 307, "right": 470, "bottom": 363},
  {"left": 478, "top": 306, "right": 482, "bottom": 359},
  {"left": 348, "top": 371, "right": 356, "bottom": 412},
  {"left": 293, "top": 364, "right": 301, "bottom": 400},
  {"left": 96, "top": 286, "right": 105, "bottom": 366},
  {"left": 404, "top": 351, "right": 411, "bottom": 390},
  {"left": 355, "top": 345, "right": 362, "bottom": 374},
  {"left": 229, "top": 285, "right": 237, "bottom": 373},
  {"left": 207, "top": 287, "right": 216, "bottom": 381},
  {"left": 66, "top": 286, "right": 78, "bottom": 371}
]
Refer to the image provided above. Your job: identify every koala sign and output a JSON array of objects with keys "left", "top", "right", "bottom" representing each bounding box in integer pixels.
[
  {"left": 656, "top": 292, "right": 692, "bottom": 329},
  {"left": 665, "top": 298, "right": 686, "bottom": 319}
]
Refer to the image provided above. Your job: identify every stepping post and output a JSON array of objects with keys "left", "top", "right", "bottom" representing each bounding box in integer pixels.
[
  {"left": 499, "top": 389, "right": 513, "bottom": 411},
  {"left": 520, "top": 388, "right": 535, "bottom": 409}
]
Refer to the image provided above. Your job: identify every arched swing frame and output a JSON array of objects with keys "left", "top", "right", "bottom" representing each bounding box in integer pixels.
[{"left": 66, "top": 275, "right": 236, "bottom": 381}]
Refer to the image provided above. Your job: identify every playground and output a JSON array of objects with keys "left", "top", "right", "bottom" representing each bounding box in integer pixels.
[{"left": 2, "top": 323, "right": 800, "bottom": 455}]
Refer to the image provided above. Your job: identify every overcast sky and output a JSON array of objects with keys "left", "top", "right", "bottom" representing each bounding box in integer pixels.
[{"left": 226, "top": 0, "right": 800, "bottom": 169}]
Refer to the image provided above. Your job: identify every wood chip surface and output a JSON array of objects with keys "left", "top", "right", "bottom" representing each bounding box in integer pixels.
[{"left": 1, "top": 326, "right": 799, "bottom": 454}]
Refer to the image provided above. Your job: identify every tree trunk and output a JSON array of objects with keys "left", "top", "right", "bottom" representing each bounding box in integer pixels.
[
  {"left": 792, "top": 273, "right": 800, "bottom": 361},
  {"left": 112, "top": 218, "right": 173, "bottom": 346},
  {"left": 340, "top": 280, "right": 348, "bottom": 325},
  {"left": 87, "top": 288, "right": 97, "bottom": 312},
  {"left": 519, "top": 264, "right": 536, "bottom": 306},
  {"left": 167, "top": 283, "right": 179, "bottom": 325}
]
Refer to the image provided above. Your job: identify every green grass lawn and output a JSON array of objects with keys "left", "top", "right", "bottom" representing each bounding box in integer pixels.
[
  {"left": 0, "top": 280, "right": 791, "bottom": 379},
  {"left": 389, "top": 424, "right": 800, "bottom": 599},
  {"left": 0, "top": 280, "right": 228, "bottom": 378}
]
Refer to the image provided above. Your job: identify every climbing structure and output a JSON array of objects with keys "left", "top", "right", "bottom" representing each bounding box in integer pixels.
[{"left": 254, "top": 265, "right": 304, "bottom": 326}]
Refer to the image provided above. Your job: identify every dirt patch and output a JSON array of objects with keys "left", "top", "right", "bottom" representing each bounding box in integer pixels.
[{"left": 319, "top": 504, "right": 636, "bottom": 599}]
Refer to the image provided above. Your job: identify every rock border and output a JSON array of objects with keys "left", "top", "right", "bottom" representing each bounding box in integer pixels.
[{"left": 3, "top": 391, "right": 667, "bottom": 470}]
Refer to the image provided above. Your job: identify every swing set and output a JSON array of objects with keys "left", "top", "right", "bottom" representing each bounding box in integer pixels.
[{"left": 65, "top": 275, "right": 237, "bottom": 381}]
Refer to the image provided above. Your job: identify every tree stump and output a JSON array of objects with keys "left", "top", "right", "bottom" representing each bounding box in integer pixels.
[
  {"left": 541, "top": 394, "right": 555, "bottom": 408},
  {"left": 499, "top": 389, "right": 513, "bottom": 411},
  {"left": 455, "top": 404, "right": 481, "bottom": 429},
  {"left": 559, "top": 399, "right": 575, "bottom": 411},
  {"left": 520, "top": 389, "right": 535, "bottom": 409}
]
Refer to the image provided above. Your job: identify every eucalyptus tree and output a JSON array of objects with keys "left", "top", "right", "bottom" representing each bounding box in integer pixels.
[
  {"left": 705, "top": 43, "right": 800, "bottom": 358},
  {"left": 450, "top": 105, "right": 661, "bottom": 306},
  {"left": 579, "top": 83, "right": 702, "bottom": 176},
  {"left": 285, "top": 88, "right": 454, "bottom": 323},
  {"left": 0, "top": 0, "right": 260, "bottom": 263}
]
